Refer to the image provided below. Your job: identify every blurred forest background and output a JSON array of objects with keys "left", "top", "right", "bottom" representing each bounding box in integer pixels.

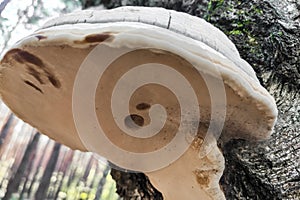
[{"left": 0, "top": 0, "right": 119, "bottom": 199}]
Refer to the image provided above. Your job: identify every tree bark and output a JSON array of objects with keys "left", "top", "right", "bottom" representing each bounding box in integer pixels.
[
  {"left": 0, "top": 114, "right": 14, "bottom": 150},
  {"left": 81, "top": 1, "right": 300, "bottom": 199},
  {"left": 95, "top": 166, "right": 110, "bottom": 200},
  {"left": 35, "top": 142, "right": 61, "bottom": 199},
  {"left": 111, "top": 168, "right": 163, "bottom": 200},
  {"left": 3, "top": 132, "right": 40, "bottom": 200}
]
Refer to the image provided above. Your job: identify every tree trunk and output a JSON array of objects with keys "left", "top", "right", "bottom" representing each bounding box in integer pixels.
[
  {"left": 54, "top": 150, "right": 74, "bottom": 199},
  {"left": 0, "top": 114, "right": 14, "bottom": 151},
  {"left": 111, "top": 168, "right": 163, "bottom": 200},
  {"left": 3, "top": 132, "right": 40, "bottom": 200},
  {"left": 81, "top": 0, "right": 300, "bottom": 199},
  {"left": 35, "top": 142, "right": 61, "bottom": 199},
  {"left": 95, "top": 166, "right": 110, "bottom": 200}
]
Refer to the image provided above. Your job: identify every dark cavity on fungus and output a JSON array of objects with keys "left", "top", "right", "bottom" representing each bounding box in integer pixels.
[
  {"left": 136, "top": 102, "right": 151, "bottom": 110},
  {"left": 47, "top": 74, "right": 61, "bottom": 88},
  {"left": 74, "top": 33, "right": 113, "bottom": 44},
  {"left": 27, "top": 66, "right": 44, "bottom": 84},
  {"left": 35, "top": 35, "right": 47, "bottom": 40},
  {"left": 24, "top": 80, "right": 43, "bottom": 94},
  {"left": 12, "top": 49, "right": 45, "bottom": 67},
  {"left": 3, "top": 49, "right": 61, "bottom": 89},
  {"left": 125, "top": 114, "right": 145, "bottom": 128},
  {"left": 85, "top": 33, "right": 112, "bottom": 43}
]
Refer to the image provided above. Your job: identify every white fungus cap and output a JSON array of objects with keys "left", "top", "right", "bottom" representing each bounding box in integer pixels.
[{"left": 0, "top": 6, "right": 277, "bottom": 200}]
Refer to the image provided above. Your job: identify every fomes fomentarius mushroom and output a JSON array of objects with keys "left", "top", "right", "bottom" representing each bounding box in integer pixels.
[{"left": 0, "top": 6, "right": 277, "bottom": 200}]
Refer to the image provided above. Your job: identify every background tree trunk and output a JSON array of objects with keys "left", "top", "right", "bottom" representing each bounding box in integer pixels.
[
  {"left": 80, "top": 0, "right": 300, "bottom": 199},
  {"left": 3, "top": 132, "right": 40, "bottom": 200},
  {"left": 95, "top": 166, "right": 110, "bottom": 200},
  {"left": 35, "top": 142, "right": 61, "bottom": 199}
]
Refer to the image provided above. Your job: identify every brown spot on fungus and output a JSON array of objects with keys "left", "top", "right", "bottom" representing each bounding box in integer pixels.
[
  {"left": 74, "top": 33, "right": 114, "bottom": 44},
  {"left": 23, "top": 80, "right": 43, "bottom": 94},
  {"left": 191, "top": 136, "right": 204, "bottom": 151},
  {"left": 73, "top": 33, "right": 113, "bottom": 44},
  {"left": 10, "top": 49, "right": 45, "bottom": 67},
  {"left": 47, "top": 74, "right": 61, "bottom": 89},
  {"left": 193, "top": 169, "right": 213, "bottom": 188},
  {"left": 125, "top": 114, "right": 145, "bottom": 128},
  {"left": 26, "top": 66, "right": 44, "bottom": 84},
  {"left": 86, "top": 33, "right": 111, "bottom": 43},
  {"left": 136, "top": 102, "right": 151, "bottom": 110},
  {"left": 1, "top": 49, "right": 22, "bottom": 64},
  {"left": 2, "top": 49, "right": 61, "bottom": 89},
  {"left": 36, "top": 35, "right": 47, "bottom": 40}
]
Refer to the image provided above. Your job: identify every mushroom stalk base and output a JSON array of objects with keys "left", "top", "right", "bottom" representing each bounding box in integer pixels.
[{"left": 146, "top": 137, "right": 225, "bottom": 200}]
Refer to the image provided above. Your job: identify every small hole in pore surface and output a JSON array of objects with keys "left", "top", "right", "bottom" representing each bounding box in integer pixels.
[
  {"left": 125, "top": 114, "right": 144, "bottom": 128},
  {"left": 136, "top": 102, "right": 151, "bottom": 110}
]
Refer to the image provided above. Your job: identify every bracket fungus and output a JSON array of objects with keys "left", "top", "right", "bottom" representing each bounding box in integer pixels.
[{"left": 0, "top": 6, "right": 277, "bottom": 200}]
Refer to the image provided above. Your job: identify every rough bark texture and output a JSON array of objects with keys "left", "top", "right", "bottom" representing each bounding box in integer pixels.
[
  {"left": 81, "top": 0, "right": 300, "bottom": 199},
  {"left": 111, "top": 168, "right": 163, "bottom": 200}
]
